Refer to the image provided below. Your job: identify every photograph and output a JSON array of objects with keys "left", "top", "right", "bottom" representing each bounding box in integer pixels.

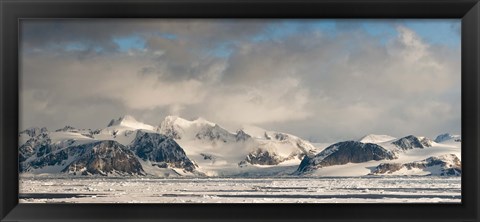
[{"left": 18, "top": 19, "right": 462, "bottom": 204}]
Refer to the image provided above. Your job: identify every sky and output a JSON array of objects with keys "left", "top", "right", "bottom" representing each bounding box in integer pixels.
[{"left": 20, "top": 19, "right": 461, "bottom": 142}]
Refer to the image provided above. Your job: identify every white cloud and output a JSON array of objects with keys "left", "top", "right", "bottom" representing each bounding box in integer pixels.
[{"left": 206, "top": 77, "right": 312, "bottom": 125}]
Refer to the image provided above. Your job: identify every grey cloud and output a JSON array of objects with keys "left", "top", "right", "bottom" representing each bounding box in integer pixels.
[
  {"left": 20, "top": 20, "right": 460, "bottom": 141},
  {"left": 22, "top": 19, "right": 270, "bottom": 52}
]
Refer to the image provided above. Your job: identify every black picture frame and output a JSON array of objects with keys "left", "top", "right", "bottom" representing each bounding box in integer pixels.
[{"left": 1, "top": 0, "right": 479, "bottom": 221}]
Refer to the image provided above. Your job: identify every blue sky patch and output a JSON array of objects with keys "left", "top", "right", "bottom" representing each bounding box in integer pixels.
[{"left": 113, "top": 35, "right": 146, "bottom": 52}]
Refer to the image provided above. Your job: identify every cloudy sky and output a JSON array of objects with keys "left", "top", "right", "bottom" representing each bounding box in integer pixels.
[{"left": 20, "top": 19, "right": 461, "bottom": 142}]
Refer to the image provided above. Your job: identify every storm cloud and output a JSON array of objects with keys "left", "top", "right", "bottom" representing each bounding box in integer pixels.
[{"left": 20, "top": 19, "right": 461, "bottom": 142}]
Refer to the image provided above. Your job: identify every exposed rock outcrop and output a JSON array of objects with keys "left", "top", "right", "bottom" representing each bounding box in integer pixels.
[
  {"left": 130, "top": 131, "right": 197, "bottom": 172},
  {"left": 296, "top": 141, "right": 396, "bottom": 173},
  {"left": 370, "top": 154, "right": 461, "bottom": 176}
]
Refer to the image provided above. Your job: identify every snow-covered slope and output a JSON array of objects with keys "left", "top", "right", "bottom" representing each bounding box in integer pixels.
[
  {"left": 107, "top": 115, "right": 155, "bottom": 131},
  {"left": 156, "top": 116, "right": 316, "bottom": 176},
  {"left": 158, "top": 115, "right": 215, "bottom": 140},
  {"left": 94, "top": 115, "right": 157, "bottom": 145},
  {"left": 358, "top": 134, "right": 396, "bottom": 144}
]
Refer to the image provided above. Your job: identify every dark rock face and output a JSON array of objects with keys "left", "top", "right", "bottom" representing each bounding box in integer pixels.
[
  {"left": 274, "top": 133, "right": 288, "bottom": 141},
  {"left": 392, "top": 135, "right": 432, "bottom": 150},
  {"left": 63, "top": 141, "right": 144, "bottom": 176},
  {"left": 55, "top": 126, "right": 76, "bottom": 132},
  {"left": 19, "top": 129, "right": 52, "bottom": 162},
  {"left": 130, "top": 131, "right": 197, "bottom": 172},
  {"left": 160, "top": 124, "right": 182, "bottom": 140},
  {"left": 200, "top": 153, "right": 215, "bottom": 160},
  {"left": 296, "top": 141, "right": 396, "bottom": 173},
  {"left": 54, "top": 126, "right": 95, "bottom": 138},
  {"left": 264, "top": 132, "right": 271, "bottom": 140},
  {"left": 244, "top": 149, "right": 282, "bottom": 165},
  {"left": 20, "top": 127, "right": 48, "bottom": 138},
  {"left": 235, "top": 130, "right": 251, "bottom": 142},
  {"left": 370, "top": 154, "right": 461, "bottom": 176},
  {"left": 296, "top": 155, "right": 314, "bottom": 173},
  {"left": 195, "top": 124, "right": 234, "bottom": 142},
  {"left": 22, "top": 149, "right": 69, "bottom": 172},
  {"left": 434, "top": 133, "right": 451, "bottom": 143},
  {"left": 370, "top": 163, "right": 403, "bottom": 174},
  {"left": 19, "top": 128, "right": 75, "bottom": 172}
]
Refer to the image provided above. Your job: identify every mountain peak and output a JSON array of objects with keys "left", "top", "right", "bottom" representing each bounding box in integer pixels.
[
  {"left": 162, "top": 115, "right": 215, "bottom": 128},
  {"left": 193, "top": 117, "right": 215, "bottom": 125},
  {"left": 107, "top": 115, "right": 154, "bottom": 130},
  {"left": 392, "top": 135, "right": 433, "bottom": 150},
  {"left": 20, "top": 127, "right": 48, "bottom": 137},
  {"left": 55, "top": 125, "right": 77, "bottom": 132},
  {"left": 434, "top": 133, "right": 461, "bottom": 143},
  {"left": 163, "top": 115, "right": 191, "bottom": 127},
  {"left": 358, "top": 134, "right": 396, "bottom": 144}
]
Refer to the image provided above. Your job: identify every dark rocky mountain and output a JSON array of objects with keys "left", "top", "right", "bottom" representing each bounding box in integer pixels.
[
  {"left": 370, "top": 154, "right": 461, "bottom": 176},
  {"left": 130, "top": 131, "right": 197, "bottom": 172},
  {"left": 21, "top": 140, "right": 144, "bottom": 176},
  {"left": 392, "top": 135, "right": 433, "bottom": 150},
  {"left": 63, "top": 140, "right": 144, "bottom": 176},
  {"left": 195, "top": 124, "right": 235, "bottom": 143},
  {"left": 296, "top": 141, "right": 396, "bottom": 173}
]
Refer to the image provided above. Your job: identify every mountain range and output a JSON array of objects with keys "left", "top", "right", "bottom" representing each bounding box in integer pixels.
[{"left": 18, "top": 115, "right": 461, "bottom": 177}]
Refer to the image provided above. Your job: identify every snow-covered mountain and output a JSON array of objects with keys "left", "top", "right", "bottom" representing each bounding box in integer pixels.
[
  {"left": 18, "top": 115, "right": 461, "bottom": 177},
  {"left": 156, "top": 116, "right": 316, "bottom": 176},
  {"left": 19, "top": 116, "right": 182, "bottom": 176},
  {"left": 295, "top": 133, "right": 461, "bottom": 177},
  {"left": 18, "top": 115, "right": 317, "bottom": 177}
]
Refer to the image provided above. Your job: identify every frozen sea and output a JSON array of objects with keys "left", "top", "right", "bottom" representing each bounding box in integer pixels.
[{"left": 19, "top": 176, "right": 461, "bottom": 203}]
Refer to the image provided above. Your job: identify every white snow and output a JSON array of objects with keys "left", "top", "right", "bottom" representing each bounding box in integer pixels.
[
  {"left": 358, "top": 134, "right": 396, "bottom": 143},
  {"left": 48, "top": 132, "right": 94, "bottom": 144},
  {"left": 108, "top": 115, "right": 155, "bottom": 131},
  {"left": 94, "top": 116, "right": 157, "bottom": 146}
]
